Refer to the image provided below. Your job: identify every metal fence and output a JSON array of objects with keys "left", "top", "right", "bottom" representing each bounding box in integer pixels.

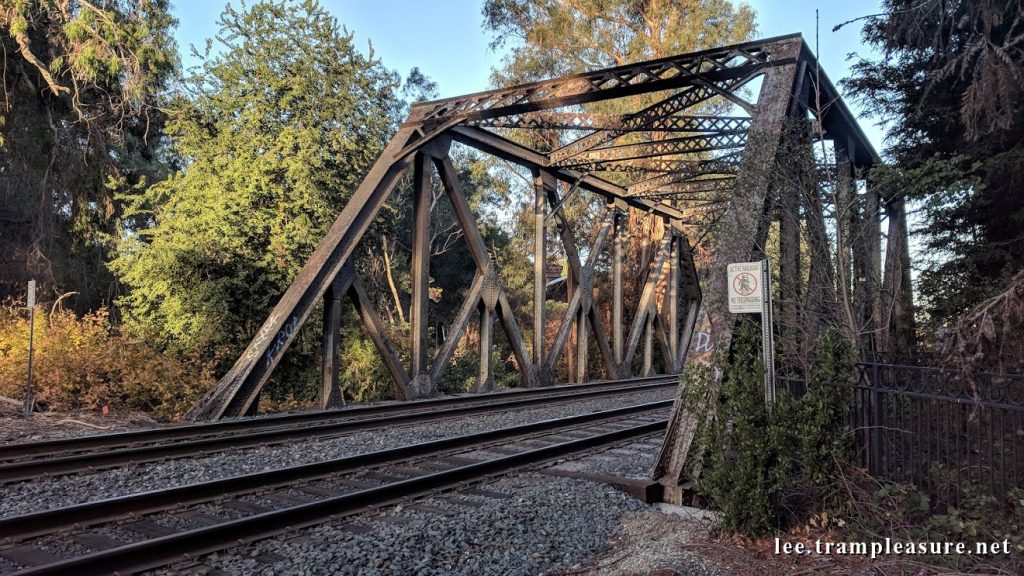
[{"left": 777, "top": 363, "right": 1024, "bottom": 504}]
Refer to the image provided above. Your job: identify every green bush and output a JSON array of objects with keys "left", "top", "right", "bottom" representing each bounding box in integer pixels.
[{"left": 696, "top": 321, "right": 855, "bottom": 536}]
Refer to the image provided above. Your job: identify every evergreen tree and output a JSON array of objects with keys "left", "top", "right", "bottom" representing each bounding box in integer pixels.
[
  {"left": 0, "top": 0, "right": 178, "bottom": 309},
  {"left": 844, "top": 0, "right": 1024, "bottom": 328},
  {"left": 110, "top": 0, "right": 403, "bottom": 394}
]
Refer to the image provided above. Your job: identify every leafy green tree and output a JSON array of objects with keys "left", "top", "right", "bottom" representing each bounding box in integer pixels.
[
  {"left": 844, "top": 0, "right": 1024, "bottom": 328},
  {"left": 110, "top": 0, "right": 404, "bottom": 395},
  {"left": 0, "top": 0, "right": 178, "bottom": 309},
  {"left": 484, "top": 0, "right": 757, "bottom": 85}
]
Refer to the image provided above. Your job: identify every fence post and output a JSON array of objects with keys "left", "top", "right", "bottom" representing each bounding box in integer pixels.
[{"left": 869, "top": 362, "right": 883, "bottom": 475}]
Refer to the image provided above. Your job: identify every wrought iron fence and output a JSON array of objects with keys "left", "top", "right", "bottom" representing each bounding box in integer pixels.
[{"left": 777, "top": 363, "right": 1024, "bottom": 504}]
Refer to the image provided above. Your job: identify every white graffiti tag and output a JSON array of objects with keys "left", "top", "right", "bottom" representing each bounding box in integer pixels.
[
  {"left": 266, "top": 315, "right": 300, "bottom": 369},
  {"left": 246, "top": 314, "right": 280, "bottom": 361}
]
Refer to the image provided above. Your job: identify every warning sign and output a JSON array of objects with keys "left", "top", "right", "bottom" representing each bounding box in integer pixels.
[{"left": 728, "top": 261, "right": 764, "bottom": 313}]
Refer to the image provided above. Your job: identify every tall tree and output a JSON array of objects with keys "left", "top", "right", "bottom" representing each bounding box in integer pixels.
[
  {"left": 845, "top": 0, "right": 1024, "bottom": 329},
  {"left": 110, "top": 0, "right": 404, "bottom": 395},
  {"left": 0, "top": 0, "right": 177, "bottom": 309},
  {"left": 484, "top": 0, "right": 757, "bottom": 85}
]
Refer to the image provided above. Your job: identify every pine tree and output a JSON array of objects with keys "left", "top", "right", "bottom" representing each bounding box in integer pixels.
[{"left": 110, "top": 0, "right": 403, "bottom": 396}]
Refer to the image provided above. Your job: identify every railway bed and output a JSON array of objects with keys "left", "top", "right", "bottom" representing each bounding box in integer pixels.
[
  {"left": 0, "top": 401, "right": 671, "bottom": 576},
  {"left": 0, "top": 376, "right": 676, "bottom": 483}
]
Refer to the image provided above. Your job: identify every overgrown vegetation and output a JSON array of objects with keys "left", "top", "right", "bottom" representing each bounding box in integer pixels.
[
  {"left": 0, "top": 303, "right": 215, "bottom": 419},
  {"left": 695, "top": 321, "right": 856, "bottom": 536},
  {"left": 694, "top": 321, "right": 1023, "bottom": 571},
  {"left": 0, "top": 0, "right": 178, "bottom": 310}
]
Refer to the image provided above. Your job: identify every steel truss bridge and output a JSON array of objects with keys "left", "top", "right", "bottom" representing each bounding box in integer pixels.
[{"left": 188, "top": 34, "right": 909, "bottom": 502}]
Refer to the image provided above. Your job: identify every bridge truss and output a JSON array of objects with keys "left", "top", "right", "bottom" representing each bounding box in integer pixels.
[{"left": 187, "top": 34, "right": 912, "bottom": 502}]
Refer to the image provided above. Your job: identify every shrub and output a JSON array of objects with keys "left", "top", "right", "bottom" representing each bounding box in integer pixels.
[
  {"left": 696, "top": 321, "right": 856, "bottom": 536},
  {"left": 0, "top": 304, "right": 216, "bottom": 419}
]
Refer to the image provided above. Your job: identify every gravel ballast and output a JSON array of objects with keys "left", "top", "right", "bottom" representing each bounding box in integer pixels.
[
  {"left": 0, "top": 388, "right": 673, "bottom": 518},
  {"left": 149, "top": 474, "right": 648, "bottom": 576}
]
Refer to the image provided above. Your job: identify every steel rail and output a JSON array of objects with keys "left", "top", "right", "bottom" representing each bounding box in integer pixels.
[
  {"left": 0, "top": 374, "right": 675, "bottom": 462},
  {"left": 10, "top": 417, "right": 667, "bottom": 576},
  {"left": 0, "top": 400, "right": 670, "bottom": 541},
  {"left": 0, "top": 377, "right": 676, "bottom": 482}
]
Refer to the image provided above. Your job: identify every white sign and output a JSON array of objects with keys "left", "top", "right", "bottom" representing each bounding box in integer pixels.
[
  {"left": 727, "top": 261, "right": 763, "bottom": 313},
  {"left": 26, "top": 280, "right": 36, "bottom": 308}
]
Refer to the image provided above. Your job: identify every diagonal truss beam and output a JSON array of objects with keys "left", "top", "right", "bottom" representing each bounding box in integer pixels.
[
  {"left": 186, "top": 126, "right": 426, "bottom": 420},
  {"left": 623, "top": 235, "right": 673, "bottom": 371},
  {"left": 449, "top": 125, "right": 688, "bottom": 221},
  {"left": 544, "top": 206, "right": 617, "bottom": 377},
  {"left": 433, "top": 155, "right": 533, "bottom": 387}
]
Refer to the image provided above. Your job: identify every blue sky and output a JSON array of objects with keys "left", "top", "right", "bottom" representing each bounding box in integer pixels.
[{"left": 170, "top": 0, "right": 886, "bottom": 151}]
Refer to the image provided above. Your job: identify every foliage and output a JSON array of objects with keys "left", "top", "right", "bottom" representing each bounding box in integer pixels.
[
  {"left": 833, "top": 472, "right": 1024, "bottom": 572},
  {"left": 109, "top": 0, "right": 404, "bottom": 399},
  {"left": 940, "top": 268, "right": 1024, "bottom": 373},
  {"left": 697, "top": 322, "right": 856, "bottom": 536},
  {"left": 484, "top": 0, "right": 756, "bottom": 85},
  {"left": 846, "top": 0, "right": 1024, "bottom": 332},
  {"left": 0, "top": 303, "right": 215, "bottom": 419},
  {"left": 0, "top": 0, "right": 178, "bottom": 310},
  {"left": 335, "top": 320, "right": 393, "bottom": 404}
]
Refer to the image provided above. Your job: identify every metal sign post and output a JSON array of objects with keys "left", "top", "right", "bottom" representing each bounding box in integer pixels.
[
  {"left": 760, "top": 260, "right": 775, "bottom": 404},
  {"left": 24, "top": 280, "right": 36, "bottom": 418},
  {"left": 727, "top": 261, "right": 775, "bottom": 405}
]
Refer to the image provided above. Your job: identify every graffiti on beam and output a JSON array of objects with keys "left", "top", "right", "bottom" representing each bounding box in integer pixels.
[
  {"left": 688, "top": 307, "right": 715, "bottom": 365},
  {"left": 246, "top": 313, "right": 280, "bottom": 361},
  {"left": 266, "top": 314, "right": 300, "bottom": 368}
]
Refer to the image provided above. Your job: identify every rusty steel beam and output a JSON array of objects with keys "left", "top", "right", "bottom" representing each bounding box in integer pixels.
[
  {"left": 448, "top": 125, "right": 687, "bottom": 222},
  {"left": 581, "top": 157, "right": 741, "bottom": 174},
  {"left": 623, "top": 235, "right": 673, "bottom": 373},
  {"left": 626, "top": 154, "right": 742, "bottom": 194},
  {"left": 545, "top": 209, "right": 614, "bottom": 376},
  {"left": 533, "top": 170, "right": 553, "bottom": 383},
  {"left": 433, "top": 155, "right": 534, "bottom": 386},
  {"left": 408, "top": 35, "right": 796, "bottom": 125},
  {"left": 632, "top": 178, "right": 735, "bottom": 199},
  {"left": 472, "top": 113, "right": 751, "bottom": 134},
  {"left": 318, "top": 269, "right": 350, "bottom": 409},
  {"left": 554, "top": 132, "right": 747, "bottom": 168},
  {"left": 612, "top": 209, "right": 625, "bottom": 370},
  {"left": 348, "top": 275, "right": 411, "bottom": 399},
  {"left": 410, "top": 153, "right": 433, "bottom": 396}
]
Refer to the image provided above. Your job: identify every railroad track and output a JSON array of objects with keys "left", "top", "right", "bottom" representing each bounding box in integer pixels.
[
  {"left": 0, "top": 401, "right": 670, "bottom": 576},
  {"left": 0, "top": 375, "right": 676, "bottom": 482}
]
